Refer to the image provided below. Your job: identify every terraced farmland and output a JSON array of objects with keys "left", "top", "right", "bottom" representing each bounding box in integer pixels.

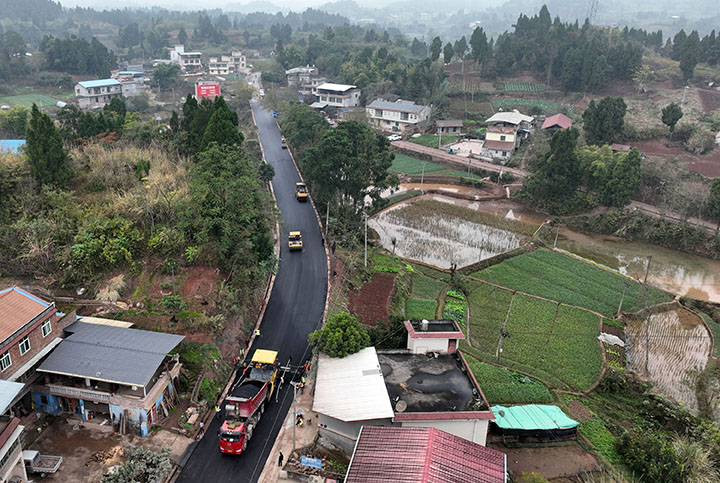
[
  {"left": 491, "top": 98, "right": 573, "bottom": 115},
  {"left": 625, "top": 307, "right": 711, "bottom": 414},
  {"left": 473, "top": 248, "right": 673, "bottom": 317},
  {"left": 465, "top": 282, "right": 604, "bottom": 390},
  {"left": 465, "top": 356, "right": 553, "bottom": 404},
  {"left": 503, "top": 81, "right": 547, "bottom": 92}
]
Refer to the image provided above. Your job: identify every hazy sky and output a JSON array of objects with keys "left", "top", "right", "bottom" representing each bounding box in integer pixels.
[{"left": 63, "top": 0, "right": 352, "bottom": 9}]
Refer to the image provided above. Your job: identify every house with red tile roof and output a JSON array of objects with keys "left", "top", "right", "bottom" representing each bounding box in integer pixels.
[
  {"left": 541, "top": 113, "right": 573, "bottom": 130},
  {"left": 345, "top": 426, "right": 507, "bottom": 483},
  {"left": 0, "top": 287, "right": 75, "bottom": 414}
]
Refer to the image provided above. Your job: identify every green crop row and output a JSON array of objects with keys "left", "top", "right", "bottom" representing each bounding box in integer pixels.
[
  {"left": 491, "top": 98, "right": 573, "bottom": 115},
  {"left": 503, "top": 81, "right": 547, "bottom": 92},
  {"left": 472, "top": 248, "right": 672, "bottom": 317},
  {"left": 466, "top": 283, "right": 603, "bottom": 390},
  {"left": 465, "top": 356, "right": 553, "bottom": 404},
  {"left": 406, "top": 298, "right": 438, "bottom": 320},
  {"left": 442, "top": 297, "right": 466, "bottom": 324},
  {"left": 411, "top": 276, "right": 446, "bottom": 300}
]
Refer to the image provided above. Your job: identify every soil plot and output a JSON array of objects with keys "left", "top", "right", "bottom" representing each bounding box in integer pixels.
[
  {"left": 348, "top": 272, "right": 396, "bottom": 326},
  {"left": 625, "top": 307, "right": 711, "bottom": 413},
  {"left": 369, "top": 199, "right": 528, "bottom": 269}
]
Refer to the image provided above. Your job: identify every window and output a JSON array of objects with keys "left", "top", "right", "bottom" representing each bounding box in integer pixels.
[
  {"left": 19, "top": 337, "right": 30, "bottom": 356},
  {"left": 40, "top": 394, "right": 48, "bottom": 405},
  {"left": 42, "top": 319, "right": 52, "bottom": 337},
  {"left": 0, "top": 353, "right": 10, "bottom": 372},
  {"left": 401, "top": 112, "right": 409, "bottom": 121},
  {"left": 375, "top": 109, "right": 383, "bottom": 117},
  {"left": 500, "top": 135, "right": 506, "bottom": 141}
]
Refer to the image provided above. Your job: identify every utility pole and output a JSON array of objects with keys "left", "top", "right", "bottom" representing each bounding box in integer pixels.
[
  {"left": 325, "top": 202, "right": 330, "bottom": 235},
  {"left": 290, "top": 381, "right": 299, "bottom": 452},
  {"left": 420, "top": 161, "right": 425, "bottom": 190},
  {"left": 644, "top": 256, "right": 653, "bottom": 284},
  {"left": 617, "top": 283, "right": 627, "bottom": 316},
  {"left": 364, "top": 212, "right": 368, "bottom": 268},
  {"left": 553, "top": 227, "right": 559, "bottom": 249}
]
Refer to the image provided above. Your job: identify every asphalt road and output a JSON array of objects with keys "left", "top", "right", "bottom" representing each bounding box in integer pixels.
[{"left": 177, "top": 102, "right": 328, "bottom": 482}]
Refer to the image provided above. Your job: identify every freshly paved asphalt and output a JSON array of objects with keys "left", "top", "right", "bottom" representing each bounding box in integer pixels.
[{"left": 177, "top": 102, "right": 328, "bottom": 482}]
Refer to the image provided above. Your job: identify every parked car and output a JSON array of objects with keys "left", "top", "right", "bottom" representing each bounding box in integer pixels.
[
  {"left": 23, "top": 450, "right": 62, "bottom": 477},
  {"left": 387, "top": 134, "right": 402, "bottom": 141}
]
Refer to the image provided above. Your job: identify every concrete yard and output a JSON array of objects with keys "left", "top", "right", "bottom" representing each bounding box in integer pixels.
[{"left": 25, "top": 416, "right": 193, "bottom": 481}]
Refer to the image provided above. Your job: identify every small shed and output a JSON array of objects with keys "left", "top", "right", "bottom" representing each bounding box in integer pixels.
[
  {"left": 541, "top": 113, "right": 572, "bottom": 130},
  {"left": 436, "top": 120, "right": 463, "bottom": 135},
  {"left": 491, "top": 405, "right": 578, "bottom": 442}
]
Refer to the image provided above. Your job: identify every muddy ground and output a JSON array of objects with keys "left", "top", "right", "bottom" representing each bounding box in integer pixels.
[
  {"left": 26, "top": 416, "right": 193, "bottom": 481},
  {"left": 490, "top": 443, "right": 601, "bottom": 480}
]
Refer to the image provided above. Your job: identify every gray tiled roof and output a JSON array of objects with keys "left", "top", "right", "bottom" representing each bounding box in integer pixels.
[
  {"left": 38, "top": 322, "right": 184, "bottom": 387},
  {"left": 366, "top": 99, "right": 428, "bottom": 114}
]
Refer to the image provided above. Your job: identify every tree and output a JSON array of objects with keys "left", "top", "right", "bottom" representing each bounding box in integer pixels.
[
  {"left": 706, "top": 178, "right": 720, "bottom": 231},
  {"left": 429, "top": 36, "right": 442, "bottom": 61},
  {"left": 470, "top": 27, "right": 489, "bottom": 65},
  {"left": 443, "top": 42, "right": 454, "bottom": 64},
  {"left": 152, "top": 63, "right": 180, "bottom": 90},
  {"left": 0, "top": 105, "right": 29, "bottom": 138},
  {"left": 582, "top": 97, "right": 627, "bottom": 145},
  {"left": 453, "top": 36, "right": 467, "bottom": 60},
  {"left": 178, "top": 26, "right": 188, "bottom": 45},
  {"left": 302, "top": 121, "right": 395, "bottom": 234},
  {"left": 308, "top": 312, "right": 370, "bottom": 358},
  {"left": 524, "top": 128, "right": 581, "bottom": 203},
  {"left": 25, "top": 104, "right": 70, "bottom": 187},
  {"left": 101, "top": 447, "right": 172, "bottom": 483},
  {"left": 679, "top": 30, "right": 701, "bottom": 80},
  {"left": 602, "top": 149, "right": 642, "bottom": 207},
  {"left": 662, "top": 103, "right": 683, "bottom": 133},
  {"left": 118, "top": 23, "right": 140, "bottom": 48},
  {"left": 200, "top": 97, "right": 243, "bottom": 151}
]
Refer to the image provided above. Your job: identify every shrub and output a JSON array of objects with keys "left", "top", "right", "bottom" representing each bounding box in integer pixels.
[
  {"left": 101, "top": 446, "right": 172, "bottom": 483},
  {"left": 309, "top": 312, "right": 370, "bottom": 358},
  {"left": 160, "top": 295, "right": 185, "bottom": 311},
  {"left": 686, "top": 129, "right": 716, "bottom": 154},
  {"left": 148, "top": 228, "right": 185, "bottom": 255},
  {"left": 616, "top": 431, "right": 681, "bottom": 481}
]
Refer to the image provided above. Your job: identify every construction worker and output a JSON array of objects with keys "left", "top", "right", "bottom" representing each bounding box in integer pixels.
[
  {"left": 254, "top": 328, "right": 261, "bottom": 338},
  {"left": 215, "top": 405, "right": 221, "bottom": 420},
  {"left": 300, "top": 376, "right": 306, "bottom": 395}
]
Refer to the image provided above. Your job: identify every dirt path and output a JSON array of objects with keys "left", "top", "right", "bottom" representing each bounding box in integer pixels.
[
  {"left": 629, "top": 200, "right": 718, "bottom": 233},
  {"left": 392, "top": 140, "right": 528, "bottom": 179}
]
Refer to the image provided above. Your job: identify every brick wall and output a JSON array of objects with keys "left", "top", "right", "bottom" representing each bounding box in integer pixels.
[{"left": 0, "top": 308, "right": 76, "bottom": 380}]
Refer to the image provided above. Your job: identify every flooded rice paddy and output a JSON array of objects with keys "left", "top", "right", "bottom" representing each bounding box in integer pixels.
[
  {"left": 369, "top": 196, "right": 538, "bottom": 268},
  {"left": 625, "top": 307, "right": 711, "bottom": 414}
]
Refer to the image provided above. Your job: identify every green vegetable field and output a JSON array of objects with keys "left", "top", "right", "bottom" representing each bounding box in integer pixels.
[
  {"left": 491, "top": 98, "right": 573, "bottom": 115},
  {"left": 411, "top": 276, "right": 446, "bottom": 300},
  {"left": 465, "top": 356, "right": 553, "bottom": 404},
  {"left": 405, "top": 298, "right": 438, "bottom": 320},
  {"left": 503, "top": 81, "right": 546, "bottom": 92},
  {"left": 390, "top": 154, "right": 482, "bottom": 180},
  {"left": 472, "top": 248, "right": 673, "bottom": 317},
  {"left": 465, "top": 282, "right": 604, "bottom": 390}
]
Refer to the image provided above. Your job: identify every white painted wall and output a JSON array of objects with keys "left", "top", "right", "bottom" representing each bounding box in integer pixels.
[
  {"left": 407, "top": 336, "right": 449, "bottom": 354},
  {"left": 400, "top": 419, "right": 489, "bottom": 446}
]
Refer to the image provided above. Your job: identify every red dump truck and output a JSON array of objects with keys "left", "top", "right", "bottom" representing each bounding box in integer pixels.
[{"left": 219, "top": 349, "right": 278, "bottom": 455}]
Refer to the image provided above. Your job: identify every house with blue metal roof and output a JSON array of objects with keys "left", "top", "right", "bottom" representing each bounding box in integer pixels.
[
  {"left": 74, "top": 78, "right": 123, "bottom": 109},
  {"left": 34, "top": 322, "right": 184, "bottom": 436}
]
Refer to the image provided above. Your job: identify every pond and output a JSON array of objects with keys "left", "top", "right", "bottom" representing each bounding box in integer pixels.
[
  {"left": 546, "top": 228, "right": 720, "bottom": 303},
  {"left": 369, "top": 196, "right": 539, "bottom": 269}
]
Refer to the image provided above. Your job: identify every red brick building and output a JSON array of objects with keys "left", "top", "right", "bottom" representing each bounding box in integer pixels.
[{"left": 0, "top": 287, "right": 75, "bottom": 412}]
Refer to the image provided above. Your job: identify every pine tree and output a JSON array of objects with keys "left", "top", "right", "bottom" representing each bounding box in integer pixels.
[
  {"left": 178, "top": 26, "right": 188, "bottom": 45},
  {"left": 25, "top": 104, "right": 70, "bottom": 187},
  {"left": 661, "top": 103, "right": 683, "bottom": 133},
  {"left": 429, "top": 37, "right": 442, "bottom": 61},
  {"left": 443, "top": 42, "right": 454, "bottom": 64}
]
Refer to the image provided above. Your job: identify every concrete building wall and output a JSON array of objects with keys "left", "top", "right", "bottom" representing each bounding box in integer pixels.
[
  {"left": 317, "top": 414, "right": 391, "bottom": 455},
  {"left": 400, "top": 419, "right": 489, "bottom": 445},
  {"left": 0, "top": 426, "right": 27, "bottom": 483},
  {"left": 407, "top": 336, "right": 450, "bottom": 354}
]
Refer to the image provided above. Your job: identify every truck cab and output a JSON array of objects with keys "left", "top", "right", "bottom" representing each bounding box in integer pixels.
[
  {"left": 288, "top": 231, "right": 303, "bottom": 251},
  {"left": 219, "top": 350, "right": 278, "bottom": 455},
  {"left": 281, "top": 136, "right": 287, "bottom": 149},
  {"left": 295, "top": 182, "right": 308, "bottom": 202}
]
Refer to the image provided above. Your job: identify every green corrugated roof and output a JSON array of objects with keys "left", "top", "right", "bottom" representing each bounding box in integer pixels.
[{"left": 491, "top": 405, "right": 578, "bottom": 430}]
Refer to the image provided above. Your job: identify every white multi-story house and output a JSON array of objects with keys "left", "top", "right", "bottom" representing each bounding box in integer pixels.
[
  {"left": 178, "top": 52, "right": 202, "bottom": 69},
  {"left": 366, "top": 99, "right": 432, "bottom": 132},
  {"left": 315, "top": 83, "right": 361, "bottom": 108},
  {"left": 286, "top": 65, "right": 318, "bottom": 86},
  {"left": 74, "top": 79, "right": 123, "bottom": 109},
  {"left": 482, "top": 126, "right": 518, "bottom": 160},
  {"left": 208, "top": 51, "right": 246, "bottom": 76}
]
